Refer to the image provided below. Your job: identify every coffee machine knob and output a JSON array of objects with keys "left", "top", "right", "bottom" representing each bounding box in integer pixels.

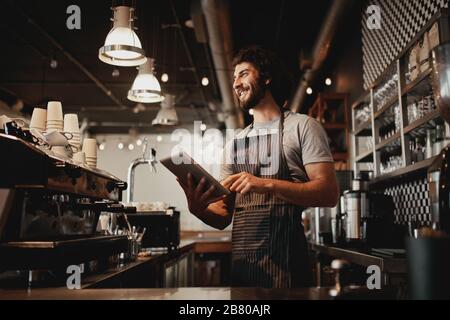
[{"left": 329, "top": 259, "right": 351, "bottom": 297}]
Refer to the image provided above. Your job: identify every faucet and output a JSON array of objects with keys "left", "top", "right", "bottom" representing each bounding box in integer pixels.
[{"left": 126, "top": 138, "right": 157, "bottom": 203}]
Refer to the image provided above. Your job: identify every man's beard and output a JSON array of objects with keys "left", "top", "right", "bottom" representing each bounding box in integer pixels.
[{"left": 238, "top": 77, "right": 266, "bottom": 111}]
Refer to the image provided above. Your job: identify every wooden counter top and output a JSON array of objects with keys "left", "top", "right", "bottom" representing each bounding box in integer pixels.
[{"left": 0, "top": 286, "right": 333, "bottom": 300}]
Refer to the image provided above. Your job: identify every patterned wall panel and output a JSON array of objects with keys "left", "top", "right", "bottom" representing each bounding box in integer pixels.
[
  {"left": 381, "top": 177, "right": 432, "bottom": 225},
  {"left": 362, "top": 0, "right": 448, "bottom": 89}
]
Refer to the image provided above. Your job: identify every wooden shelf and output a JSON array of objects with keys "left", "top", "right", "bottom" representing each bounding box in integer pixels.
[
  {"left": 352, "top": 119, "right": 372, "bottom": 136},
  {"left": 375, "top": 132, "right": 401, "bottom": 151},
  {"left": 374, "top": 95, "right": 398, "bottom": 119},
  {"left": 402, "top": 68, "right": 432, "bottom": 96},
  {"left": 354, "top": 149, "right": 373, "bottom": 163},
  {"left": 404, "top": 109, "right": 441, "bottom": 135},
  {"left": 371, "top": 156, "right": 439, "bottom": 184}
]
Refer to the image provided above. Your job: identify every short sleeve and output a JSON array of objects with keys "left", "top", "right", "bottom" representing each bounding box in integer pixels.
[{"left": 299, "top": 118, "right": 334, "bottom": 165}]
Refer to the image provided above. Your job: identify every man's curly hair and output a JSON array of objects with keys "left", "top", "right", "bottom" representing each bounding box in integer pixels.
[{"left": 232, "top": 46, "right": 293, "bottom": 109}]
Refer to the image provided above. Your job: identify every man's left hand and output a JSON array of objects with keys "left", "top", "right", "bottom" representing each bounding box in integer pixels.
[{"left": 223, "top": 172, "right": 273, "bottom": 195}]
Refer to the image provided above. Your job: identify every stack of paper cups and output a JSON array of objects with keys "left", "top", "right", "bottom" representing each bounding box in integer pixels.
[
  {"left": 82, "top": 138, "right": 97, "bottom": 168},
  {"left": 46, "top": 101, "right": 63, "bottom": 132},
  {"left": 64, "top": 114, "right": 80, "bottom": 152},
  {"left": 30, "top": 108, "right": 47, "bottom": 132}
]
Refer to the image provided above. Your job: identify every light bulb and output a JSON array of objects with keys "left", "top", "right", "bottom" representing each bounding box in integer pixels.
[
  {"left": 157, "top": 135, "right": 163, "bottom": 142},
  {"left": 200, "top": 123, "right": 207, "bottom": 131},
  {"left": 325, "top": 78, "right": 332, "bottom": 86},
  {"left": 136, "top": 139, "right": 143, "bottom": 146},
  {"left": 128, "top": 143, "right": 134, "bottom": 150},
  {"left": 50, "top": 59, "right": 58, "bottom": 69},
  {"left": 99, "top": 143, "right": 106, "bottom": 151},
  {"left": 118, "top": 142, "right": 124, "bottom": 150},
  {"left": 306, "top": 87, "right": 313, "bottom": 95},
  {"left": 201, "top": 77, "right": 209, "bottom": 86},
  {"left": 249, "top": 108, "right": 254, "bottom": 116},
  {"left": 161, "top": 73, "right": 169, "bottom": 83}
]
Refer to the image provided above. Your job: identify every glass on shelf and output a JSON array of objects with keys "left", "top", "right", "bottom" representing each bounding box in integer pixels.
[
  {"left": 354, "top": 103, "right": 371, "bottom": 128},
  {"left": 373, "top": 71, "right": 398, "bottom": 112},
  {"left": 380, "top": 155, "right": 403, "bottom": 174},
  {"left": 406, "top": 90, "right": 437, "bottom": 125}
]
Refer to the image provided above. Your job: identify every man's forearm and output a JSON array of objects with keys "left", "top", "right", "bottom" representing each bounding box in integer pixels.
[{"left": 266, "top": 178, "right": 338, "bottom": 208}]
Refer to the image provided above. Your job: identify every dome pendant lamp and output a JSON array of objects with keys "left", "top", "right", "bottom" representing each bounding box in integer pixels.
[{"left": 99, "top": 6, "right": 147, "bottom": 67}]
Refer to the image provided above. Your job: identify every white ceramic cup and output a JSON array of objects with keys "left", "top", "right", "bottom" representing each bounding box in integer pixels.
[
  {"left": 30, "top": 108, "right": 47, "bottom": 131},
  {"left": 44, "top": 130, "right": 72, "bottom": 146},
  {"left": 47, "top": 101, "right": 63, "bottom": 121},
  {"left": 82, "top": 138, "right": 97, "bottom": 158},
  {"left": 64, "top": 114, "right": 80, "bottom": 133}
]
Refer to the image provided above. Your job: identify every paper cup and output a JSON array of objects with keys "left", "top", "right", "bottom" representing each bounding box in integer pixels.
[
  {"left": 82, "top": 138, "right": 97, "bottom": 158},
  {"left": 47, "top": 101, "right": 63, "bottom": 121},
  {"left": 64, "top": 114, "right": 80, "bottom": 133},
  {"left": 30, "top": 108, "right": 47, "bottom": 131}
]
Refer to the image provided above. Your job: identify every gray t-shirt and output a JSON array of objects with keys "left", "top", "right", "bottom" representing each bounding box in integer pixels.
[{"left": 220, "top": 110, "right": 333, "bottom": 182}]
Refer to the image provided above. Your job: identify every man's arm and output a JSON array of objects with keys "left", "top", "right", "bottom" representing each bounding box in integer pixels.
[
  {"left": 269, "top": 162, "right": 339, "bottom": 207},
  {"left": 225, "top": 162, "right": 339, "bottom": 208}
]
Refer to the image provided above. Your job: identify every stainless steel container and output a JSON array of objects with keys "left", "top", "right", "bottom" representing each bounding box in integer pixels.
[{"left": 343, "top": 190, "right": 369, "bottom": 241}]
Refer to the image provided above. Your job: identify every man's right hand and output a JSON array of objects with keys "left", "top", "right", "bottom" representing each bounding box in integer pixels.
[{"left": 177, "top": 173, "right": 226, "bottom": 217}]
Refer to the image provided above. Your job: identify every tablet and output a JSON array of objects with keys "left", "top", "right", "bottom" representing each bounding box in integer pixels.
[{"left": 160, "top": 152, "right": 231, "bottom": 198}]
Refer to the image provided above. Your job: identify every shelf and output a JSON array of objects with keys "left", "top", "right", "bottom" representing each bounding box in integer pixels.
[
  {"left": 374, "top": 95, "right": 398, "bottom": 119},
  {"left": 403, "top": 109, "right": 441, "bottom": 135},
  {"left": 352, "top": 119, "right": 372, "bottom": 136},
  {"left": 354, "top": 149, "right": 373, "bottom": 163},
  {"left": 375, "top": 132, "right": 401, "bottom": 151},
  {"left": 370, "top": 156, "right": 439, "bottom": 184},
  {"left": 402, "top": 68, "right": 432, "bottom": 96},
  {"left": 352, "top": 91, "right": 371, "bottom": 110}
]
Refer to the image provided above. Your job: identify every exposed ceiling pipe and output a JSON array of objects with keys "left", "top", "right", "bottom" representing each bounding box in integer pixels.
[
  {"left": 201, "top": 0, "right": 244, "bottom": 129},
  {"left": 291, "top": 0, "right": 352, "bottom": 113}
]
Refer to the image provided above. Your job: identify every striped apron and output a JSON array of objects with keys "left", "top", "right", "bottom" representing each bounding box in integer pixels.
[{"left": 230, "top": 111, "right": 310, "bottom": 288}]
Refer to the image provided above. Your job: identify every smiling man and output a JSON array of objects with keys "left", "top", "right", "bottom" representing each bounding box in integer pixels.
[{"left": 178, "top": 46, "right": 339, "bottom": 288}]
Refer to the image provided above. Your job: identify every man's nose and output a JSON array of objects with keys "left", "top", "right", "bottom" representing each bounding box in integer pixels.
[{"left": 233, "top": 77, "right": 241, "bottom": 90}]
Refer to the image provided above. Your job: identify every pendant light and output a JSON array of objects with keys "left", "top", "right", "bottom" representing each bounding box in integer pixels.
[
  {"left": 99, "top": 6, "right": 146, "bottom": 67},
  {"left": 127, "top": 57, "right": 164, "bottom": 103},
  {"left": 152, "top": 94, "right": 178, "bottom": 126}
]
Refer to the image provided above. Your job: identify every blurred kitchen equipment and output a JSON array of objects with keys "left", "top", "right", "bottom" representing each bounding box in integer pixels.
[
  {"left": 428, "top": 43, "right": 450, "bottom": 235},
  {"left": 314, "top": 207, "right": 332, "bottom": 245},
  {"left": 126, "top": 138, "right": 157, "bottom": 202},
  {"left": 406, "top": 236, "right": 450, "bottom": 299},
  {"left": 120, "top": 209, "right": 180, "bottom": 251},
  {"left": 0, "top": 133, "right": 129, "bottom": 281}
]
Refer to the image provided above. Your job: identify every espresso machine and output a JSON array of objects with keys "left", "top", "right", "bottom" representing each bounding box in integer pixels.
[
  {"left": 0, "top": 132, "right": 132, "bottom": 283},
  {"left": 428, "top": 43, "right": 450, "bottom": 234}
]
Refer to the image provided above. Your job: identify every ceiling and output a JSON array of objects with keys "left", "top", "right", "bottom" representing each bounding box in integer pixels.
[{"left": 0, "top": 0, "right": 352, "bottom": 134}]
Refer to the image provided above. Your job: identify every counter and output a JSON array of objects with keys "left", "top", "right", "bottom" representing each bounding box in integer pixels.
[
  {"left": 310, "top": 243, "right": 407, "bottom": 274},
  {"left": 0, "top": 287, "right": 333, "bottom": 300}
]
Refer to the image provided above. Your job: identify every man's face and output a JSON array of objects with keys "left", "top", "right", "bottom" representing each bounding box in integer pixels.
[{"left": 233, "top": 62, "right": 266, "bottom": 110}]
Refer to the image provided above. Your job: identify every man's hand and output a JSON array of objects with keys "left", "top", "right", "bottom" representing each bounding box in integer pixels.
[
  {"left": 177, "top": 173, "right": 225, "bottom": 217},
  {"left": 222, "top": 172, "right": 273, "bottom": 195}
]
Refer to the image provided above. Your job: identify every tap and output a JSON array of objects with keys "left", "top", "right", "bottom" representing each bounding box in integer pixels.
[{"left": 126, "top": 138, "right": 157, "bottom": 203}]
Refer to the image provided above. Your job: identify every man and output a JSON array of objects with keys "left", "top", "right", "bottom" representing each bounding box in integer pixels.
[{"left": 178, "top": 46, "right": 339, "bottom": 288}]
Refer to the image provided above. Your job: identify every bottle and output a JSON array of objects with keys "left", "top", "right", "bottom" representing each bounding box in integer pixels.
[{"left": 426, "top": 129, "right": 435, "bottom": 159}]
